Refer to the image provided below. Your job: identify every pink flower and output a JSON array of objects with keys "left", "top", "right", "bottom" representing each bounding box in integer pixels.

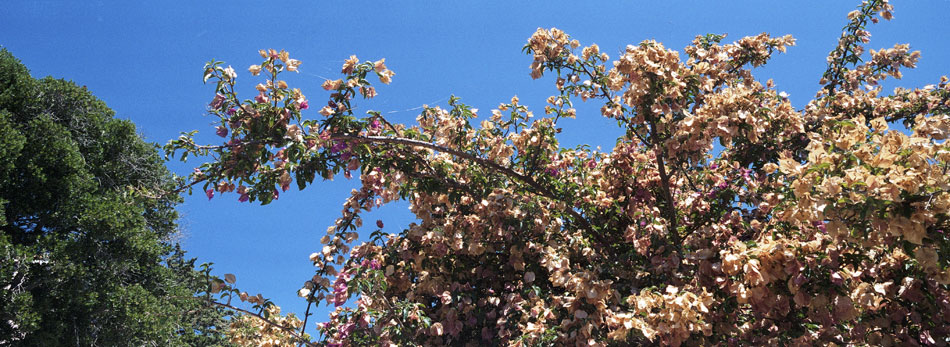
[
  {"left": 205, "top": 189, "right": 214, "bottom": 200},
  {"left": 237, "top": 186, "right": 249, "bottom": 202},
  {"left": 332, "top": 277, "right": 348, "bottom": 307},
  {"left": 813, "top": 220, "right": 827, "bottom": 233},
  {"left": 215, "top": 126, "right": 228, "bottom": 137},
  {"left": 341, "top": 323, "right": 356, "bottom": 338},
  {"left": 299, "top": 100, "right": 309, "bottom": 110},
  {"left": 360, "top": 259, "right": 381, "bottom": 270},
  {"left": 209, "top": 94, "right": 226, "bottom": 109},
  {"left": 362, "top": 86, "right": 377, "bottom": 98},
  {"left": 280, "top": 171, "right": 292, "bottom": 192},
  {"left": 330, "top": 141, "right": 348, "bottom": 154},
  {"left": 255, "top": 93, "right": 269, "bottom": 103},
  {"left": 830, "top": 272, "right": 844, "bottom": 286}
]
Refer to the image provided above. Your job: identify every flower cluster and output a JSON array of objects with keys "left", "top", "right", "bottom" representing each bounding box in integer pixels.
[
  {"left": 228, "top": 305, "right": 305, "bottom": 347},
  {"left": 169, "top": 1, "right": 950, "bottom": 345}
]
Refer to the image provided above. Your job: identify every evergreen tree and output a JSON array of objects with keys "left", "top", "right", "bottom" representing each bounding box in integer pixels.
[{"left": 0, "top": 48, "right": 231, "bottom": 346}]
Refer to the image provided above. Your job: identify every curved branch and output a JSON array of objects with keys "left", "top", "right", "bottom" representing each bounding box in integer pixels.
[
  {"left": 137, "top": 176, "right": 208, "bottom": 201},
  {"left": 195, "top": 298, "right": 317, "bottom": 347},
  {"left": 331, "top": 134, "right": 611, "bottom": 250}
]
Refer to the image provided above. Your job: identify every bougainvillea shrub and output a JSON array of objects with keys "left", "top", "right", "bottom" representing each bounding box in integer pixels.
[{"left": 168, "top": 1, "right": 950, "bottom": 345}]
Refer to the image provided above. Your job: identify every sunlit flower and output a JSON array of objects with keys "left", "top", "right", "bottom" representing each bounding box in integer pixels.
[
  {"left": 222, "top": 65, "right": 237, "bottom": 80},
  {"left": 342, "top": 55, "right": 359, "bottom": 74},
  {"left": 378, "top": 70, "right": 394, "bottom": 84},
  {"left": 298, "top": 288, "right": 311, "bottom": 298},
  {"left": 373, "top": 58, "right": 387, "bottom": 72},
  {"left": 322, "top": 79, "right": 343, "bottom": 91},
  {"left": 286, "top": 59, "right": 301, "bottom": 72}
]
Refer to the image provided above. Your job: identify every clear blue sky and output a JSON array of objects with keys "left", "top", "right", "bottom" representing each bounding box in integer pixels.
[{"left": 2, "top": 0, "right": 948, "bottom": 325}]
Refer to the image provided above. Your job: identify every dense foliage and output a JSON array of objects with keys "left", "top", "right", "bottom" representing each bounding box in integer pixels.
[
  {"left": 0, "top": 49, "right": 232, "bottom": 346},
  {"left": 171, "top": 1, "right": 950, "bottom": 345}
]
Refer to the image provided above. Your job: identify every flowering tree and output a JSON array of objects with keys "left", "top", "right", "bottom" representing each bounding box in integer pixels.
[{"left": 168, "top": 1, "right": 950, "bottom": 345}]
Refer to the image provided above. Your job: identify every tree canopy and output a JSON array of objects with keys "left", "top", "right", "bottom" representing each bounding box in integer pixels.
[
  {"left": 170, "top": 1, "right": 950, "bottom": 345},
  {"left": 0, "top": 48, "right": 231, "bottom": 346}
]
